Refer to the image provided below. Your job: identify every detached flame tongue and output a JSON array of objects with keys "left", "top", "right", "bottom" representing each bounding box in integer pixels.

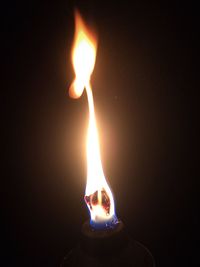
[{"left": 69, "top": 11, "right": 117, "bottom": 229}]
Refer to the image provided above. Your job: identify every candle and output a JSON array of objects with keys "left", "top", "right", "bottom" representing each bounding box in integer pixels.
[
  {"left": 69, "top": 10, "right": 118, "bottom": 230},
  {"left": 61, "top": 9, "right": 155, "bottom": 267}
]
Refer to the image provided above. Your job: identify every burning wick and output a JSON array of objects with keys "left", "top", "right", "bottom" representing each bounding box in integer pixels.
[
  {"left": 62, "top": 10, "right": 155, "bottom": 267},
  {"left": 69, "top": 10, "right": 118, "bottom": 229}
]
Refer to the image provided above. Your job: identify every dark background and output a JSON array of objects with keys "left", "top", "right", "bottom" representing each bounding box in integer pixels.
[{"left": 1, "top": 0, "right": 198, "bottom": 266}]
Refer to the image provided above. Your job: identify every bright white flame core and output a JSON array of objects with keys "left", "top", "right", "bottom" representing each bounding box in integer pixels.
[
  {"left": 70, "top": 11, "right": 116, "bottom": 227},
  {"left": 73, "top": 38, "right": 96, "bottom": 93},
  {"left": 85, "top": 84, "right": 115, "bottom": 223}
]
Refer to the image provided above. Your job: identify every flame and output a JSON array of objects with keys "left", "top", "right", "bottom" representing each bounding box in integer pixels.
[{"left": 69, "top": 11, "right": 117, "bottom": 229}]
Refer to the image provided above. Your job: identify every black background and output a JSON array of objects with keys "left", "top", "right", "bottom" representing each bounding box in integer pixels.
[{"left": 1, "top": 0, "right": 198, "bottom": 266}]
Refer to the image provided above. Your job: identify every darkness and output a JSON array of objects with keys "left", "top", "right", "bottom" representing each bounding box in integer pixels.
[{"left": 1, "top": 0, "right": 198, "bottom": 266}]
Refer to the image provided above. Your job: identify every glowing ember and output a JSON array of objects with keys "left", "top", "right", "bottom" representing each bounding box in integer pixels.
[{"left": 69, "top": 10, "right": 118, "bottom": 229}]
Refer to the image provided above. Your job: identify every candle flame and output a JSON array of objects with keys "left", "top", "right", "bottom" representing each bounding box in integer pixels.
[{"left": 69, "top": 11, "right": 117, "bottom": 229}]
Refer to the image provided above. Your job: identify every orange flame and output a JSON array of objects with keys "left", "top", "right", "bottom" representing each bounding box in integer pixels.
[
  {"left": 69, "top": 11, "right": 97, "bottom": 99},
  {"left": 69, "top": 11, "right": 117, "bottom": 228}
]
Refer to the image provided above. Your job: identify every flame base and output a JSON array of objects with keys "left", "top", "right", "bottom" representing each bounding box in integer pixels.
[
  {"left": 85, "top": 189, "right": 118, "bottom": 230},
  {"left": 90, "top": 214, "right": 119, "bottom": 230}
]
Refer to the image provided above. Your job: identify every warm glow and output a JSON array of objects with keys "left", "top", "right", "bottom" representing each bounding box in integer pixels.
[
  {"left": 69, "top": 10, "right": 97, "bottom": 99},
  {"left": 69, "top": 11, "right": 117, "bottom": 228}
]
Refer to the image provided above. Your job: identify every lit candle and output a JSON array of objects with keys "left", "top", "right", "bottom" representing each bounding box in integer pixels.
[
  {"left": 69, "top": 10, "right": 118, "bottom": 230},
  {"left": 61, "top": 9, "right": 155, "bottom": 267}
]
